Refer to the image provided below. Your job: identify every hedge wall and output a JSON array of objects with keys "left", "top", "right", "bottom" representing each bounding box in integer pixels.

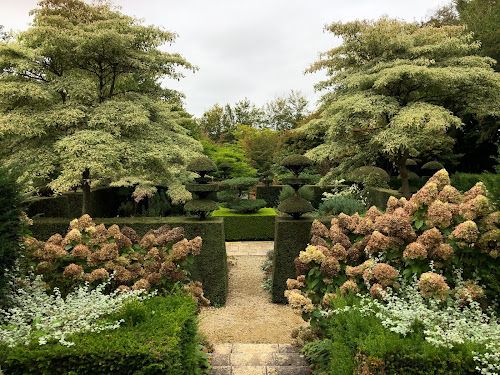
[
  {"left": 271, "top": 216, "right": 331, "bottom": 303},
  {"left": 30, "top": 217, "right": 228, "bottom": 306},
  {"left": 0, "top": 295, "right": 203, "bottom": 375},
  {"left": 211, "top": 208, "right": 277, "bottom": 241},
  {"left": 365, "top": 187, "right": 401, "bottom": 210},
  {"left": 255, "top": 186, "right": 283, "bottom": 207}
]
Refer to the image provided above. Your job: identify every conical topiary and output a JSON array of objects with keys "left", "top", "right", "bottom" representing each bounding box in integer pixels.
[
  {"left": 278, "top": 154, "right": 314, "bottom": 219},
  {"left": 185, "top": 156, "right": 219, "bottom": 219}
]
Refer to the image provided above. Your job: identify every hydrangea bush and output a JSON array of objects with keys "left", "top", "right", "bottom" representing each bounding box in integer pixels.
[{"left": 24, "top": 215, "right": 209, "bottom": 307}]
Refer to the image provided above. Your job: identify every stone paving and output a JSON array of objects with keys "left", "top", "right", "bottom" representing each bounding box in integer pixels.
[
  {"left": 210, "top": 343, "right": 310, "bottom": 375},
  {"left": 225, "top": 241, "right": 274, "bottom": 257}
]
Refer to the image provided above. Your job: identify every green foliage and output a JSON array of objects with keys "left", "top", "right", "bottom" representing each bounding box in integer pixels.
[
  {"left": 201, "top": 138, "right": 257, "bottom": 178},
  {"left": 278, "top": 185, "right": 315, "bottom": 203},
  {"left": 184, "top": 200, "right": 219, "bottom": 219},
  {"left": 0, "top": 0, "right": 202, "bottom": 211},
  {"left": 278, "top": 197, "right": 314, "bottom": 219},
  {"left": 280, "top": 154, "right": 313, "bottom": 176},
  {"left": 211, "top": 208, "right": 277, "bottom": 241},
  {"left": 29, "top": 217, "right": 228, "bottom": 305},
  {"left": 231, "top": 199, "right": 267, "bottom": 214},
  {"left": 221, "top": 177, "right": 259, "bottom": 190},
  {"left": 140, "top": 190, "right": 171, "bottom": 217},
  {"left": 264, "top": 90, "right": 310, "bottom": 131},
  {"left": 450, "top": 173, "right": 500, "bottom": 209},
  {"left": 317, "top": 196, "right": 366, "bottom": 216},
  {"left": 0, "top": 295, "right": 209, "bottom": 375},
  {"left": 365, "top": 187, "right": 402, "bottom": 210},
  {"left": 235, "top": 125, "right": 281, "bottom": 173},
  {"left": 422, "top": 161, "right": 445, "bottom": 171},
  {"left": 348, "top": 166, "right": 390, "bottom": 188},
  {"left": 0, "top": 168, "right": 25, "bottom": 302},
  {"left": 255, "top": 185, "right": 283, "bottom": 208},
  {"left": 302, "top": 18, "right": 500, "bottom": 197},
  {"left": 187, "top": 157, "right": 218, "bottom": 176}
]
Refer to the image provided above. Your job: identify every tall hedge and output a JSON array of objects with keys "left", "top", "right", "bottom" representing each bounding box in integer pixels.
[
  {"left": 0, "top": 169, "right": 24, "bottom": 299},
  {"left": 212, "top": 208, "right": 277, "bottom": 241},
  {"left": 0, "top": 295, "right": 203, "bottom": 375},
  {"left": 30, "top": 217, "right": 228, "bottom": 306}
]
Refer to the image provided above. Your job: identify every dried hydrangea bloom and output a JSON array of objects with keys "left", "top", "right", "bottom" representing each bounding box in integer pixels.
[
  {"left": 168, "top": 239, "right": 190, "bottom": 262},
  {"left": 299, "top": 245, "right": 326, "bottom": 264},
  {"left": 294, "top": 258, "right": 313, "bottom": 276},
  {"left": 339, "top": 280, "right": 359, "bottom": 295},
  {"left": 128, "top": 263, "right": 145, "bottom": 278},
  {"left": 36, "top": 243, "right": 68, "bottom": 261},
  {"left": 114, "top": 233, "right": 132, "bottom": 250},
  {"left": 47, "top": 234, "right": 63, "bottom": 246},
  {"left": 346, "top": 260, "right": 373, "bottom": 278},
  {"left": 430, "top": 243, "right": 454, "bottom": 261},
  {"left": 365, "top": 206, "right": 383, "bottom": 222},
  {"left": 89, "top": 224, "right": 109, "bottom": 246},
  {"left": 107, "top": 224, "right": 121, "bottom": 237},
  {"left": 285, "top": 289, "right": 313, "bottom": 312},
  {"left": 121, "top": 226, "right": 140, "bottom": 244},
  {"left": 417, "top": 272, "right": 449, "bottom": 300},
  {"left": 160, "top": 260, "right": 176, "bottom": 276},
  {"left": 184, "top": 281, "right": 210, "bottom": 308},
  {"left": 132, "top": 278, "right": 150, "bottom": 291},
  {"left": 427, "top": 169, "right": 450, "bottom": 191},
  {"left": 438, "top": 185, "right": 462, "bottom": 204},
  {"left": 329, "top": 243, "right": 348, "bottom": 260},
  {"left": 188, "top": 236, "right": 203, "bottom": 256},
  {"left": 146, "top": 272, "right": 163, "bottom": 285},
  {"left": 329, "top": 225, "right": 352, "bottom": 248},
  {"left": 86, "top": 268, "right": 110, "bottom": 282},
  {"left": 374, "top": 215, "right": 391, "bottom": 235},
  {"left": 297, "top": 275, "right": 306, "bottom": 283},
  {"left": 69, "top": 219, "right": 79, "bottom": 230},
  {"left": 413, "top": 182, "right": 438, "bottom": 207},
  {"left": 372, "top": 263, "right": 399, "bottom": 287},
  {"left": 337, "top": 213, "right": 353, "bottom": 232},
  {"left": 365, "top": 231, "right": 389, "bottom": 255},
  {"left": 145, "top": 247, "right": 163, "bottom": 262},
  {"left": 386, "top": 196, "right": 402, "bottom": 214},
  {"left": 144, "top": 261, "right": 161, "bottom": 274},
  {"left": 320, "top": 257, "right": 340, "bottom": 277},
  {"left": 456, "top": 280, "right": 484, "bottom": 306},
  {"left": 426, "top": 200, "right": 453, "bottom": 228},
  {"left": 451, "top": 220, "right": 479, "bottom": 243},
  {"left": 477, "top": 229, "right": 499, "bottom": 255},
  {"left": 369, "top": 283, "right": 385, "bottom": 299},
  {"left": 479, "top": 212, "right": 500, "bottom": 231},
  {"left": 403, "top": 198, "right": 419, "bottom": 216},
  {"left": 354, "top": 217, "right": 374, "bottom": 236},
  {"left": 151, "top": 224, "right": 171, "bottom": 238},
  {"left": 65, "top": 228, "right": 82, "bottom": 243},
  {"left": 460, "top": 195, "right": 489, "bottom": 220},
  {"left": 322, "top": 293, "right": 338, "bottom": 308},
  {"left": 302, "top": 303, "right": 314, "bottom": 313},
  {"left": 114, "top": 265, "right": 133, "bottom": 283},
  {"left": 286, "top": 278, "right": 304, "bottom": 290},
  {"left": 403, "top": 242, "right": 428, "bottom": 260},
  {"left": 463, "top": 182, "right": 487, "bottom": 202},
  {"left": 387, "top": 211, "right": 416, "bottom": 241},
  {"left": 347, "top": 245, "right": 362, "bottom": 264},
  {"left": 36, "top": 261, "right": 53, "bottom": 274},
  {"left": 87, "top": 250, "right": 107, "bottom": 267},
  {"left": 164, "top": 227, "right": 184, "bottom": 243},
  {"left": 101, "top": 243, "right": 119, "bottom": 260},
  {"left": 62, "top": 263, "right": 84, "bottom": 279},
  {"left": 78, "top": 214, "right": 95, "bottom": 230},
  {"left": 310, "top": 235, "right": 330, "bottom": 248},
  {"left": 139, "top": 234, "right": 156, "bottom": 250},
  {"left": 417, "top": 228, "right": 443, "bottom": 250},
  {"left": 311, "top": 219, "right": 329, "bottom": 237}
]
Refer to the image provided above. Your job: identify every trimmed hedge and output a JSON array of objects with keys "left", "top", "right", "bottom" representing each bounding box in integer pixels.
[
  {"left": 0, "top": 295, "right": 204, "bottom": 375},
  {"left": 211, "top": 208, "right": 277, "bottom": 241},
  {"left": 271, "top": 216, "right": 330, "bottom": 303},
  {"left": 365, "top": 187, "right": 401, "bottom": 210},
  {"left": 255, "top": 185, "right": 283, "bottom": 207},
  {"left": 30, "top": 217, "right": 228, "bottom": 306}
]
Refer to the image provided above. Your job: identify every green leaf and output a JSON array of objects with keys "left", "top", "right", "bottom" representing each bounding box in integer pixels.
[{"left": 415, "top": 219, "right": 424, "bottom": 229}]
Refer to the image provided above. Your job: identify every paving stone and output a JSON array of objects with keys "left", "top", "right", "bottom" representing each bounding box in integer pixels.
[
  {"left": 277, "top": 344, "right": 301, "bottom": 353},
  {"left": 267, "top": 366, "right": 311, "bottom": 374},
  {"left": 231, "top": 353, "right": 274, "bottom": 366},
  {"left": 274, "top": 353, "right": 308, "bottom": 367},
  {"left": 211, "top": 353, "right": 231, "bottom": 366},
  {"left": 231, "top": 366, "right": 267, "bottom": 375},
  {"left": 213, "top": 343, "right": 233, "bottom": 354},
  {"left": 232, "top": 343, "right": 278, "bottom": 353},
  {"left": 210, "top": 366, "right": 231, "bottom": 375}
]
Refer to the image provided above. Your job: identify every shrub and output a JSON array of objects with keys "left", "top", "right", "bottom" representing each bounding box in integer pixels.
[
  {"left": 0, "top": 294, "right": 208, "bottom": 375},
  {"left": 24, "top": 215, "right": 209, "bottom": 308},
  {"left": 0, "top": 168, "right": 25, "bottom": 302},
  {"left": 231, "top": 199, "right": 267, "bottom": 214},
  {"left": 317, "top": 196, "right": 366, "bottom": 216},
  {"left": 451, "top": 173, "right": 500, "bottom": 210},
  {"left": 279, "top": 185, "right": 315, "bottom": 202}
]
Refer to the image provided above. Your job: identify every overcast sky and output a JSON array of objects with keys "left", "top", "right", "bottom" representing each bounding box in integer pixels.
[{"left": 2, "top": 0, "right": 448, "bottom": 117}]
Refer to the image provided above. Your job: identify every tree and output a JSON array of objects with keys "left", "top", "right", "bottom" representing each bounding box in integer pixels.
[
  {"left": 264, "top": 90, "right": 310, "bottom": 131},
  {"left": 233, "top": 98, "right": 264, "bottom": 128},
  {"left": 235, "top": 125, "right": 280, "bottom": 173},
  {"left": 0, "top": 0, "right": 202, "bottom": 214},
  {"left": 302, "top": 18, "right": 500, "bottom": 198}
]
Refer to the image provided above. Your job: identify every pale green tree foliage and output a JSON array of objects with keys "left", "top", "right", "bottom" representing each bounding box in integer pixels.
[
  {"left": 234, "top": 125, "right": 281, "bottom": 173},
  {"left": 198, "top": 103, "right": 237, "bottom": 142},
  {"left": 301, "top": 18, "right": 500, "bottom": 197},
  {"left": 233, "top": 98, "right": 264, "bottom": 128},
  {"left": 0, "top": 0, "right": 201, "bottom": 214},
  {"left": 264, "top": 90, "right": 310, "bottom": 131}
]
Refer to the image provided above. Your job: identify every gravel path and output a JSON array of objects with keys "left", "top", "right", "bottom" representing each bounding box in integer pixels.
[{"left": 199, "top": 254, "right": 304, "bottom": 343}]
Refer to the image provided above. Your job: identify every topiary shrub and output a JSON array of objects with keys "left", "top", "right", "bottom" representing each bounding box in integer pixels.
[
  {"left": 280, "top": 154, "right": 313, "bottom": 176},
  {"left": 184, "top": 200, "right": 219, "bottom": 219},
  {"left": 348, "top": 166, "right": 390, "bottom": 187},
  {"left": 279, "top": 185, "right": 315, "bottom": 203},
  {"left": 24, "top": 215, "right": 210, "bottom": 307},
  {"left": 185, "top": 156, "right": 219, "bottom": 219},
  {"left": 186, "top": 156, "right": 218, "bottom": 178},
  {"left": 278, "top": 196, "right": 314, "bottom": 219},
  {"left": 231, "top": 199, "right": 267, "bottom": 214},
  {"left": 0, "top": 169, "right": 25, "bottom": 303},
  {"left": 422, "top": 161, "right": 445, "bottom": 171}
]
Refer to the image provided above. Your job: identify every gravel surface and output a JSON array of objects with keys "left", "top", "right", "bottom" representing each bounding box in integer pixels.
[{"left": 199, "top": 255, "right": 305, "bottom": 343}]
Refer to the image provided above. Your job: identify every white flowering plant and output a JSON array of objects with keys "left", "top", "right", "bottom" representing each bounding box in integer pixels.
[{"left": 0, "top": 275, "right": 148, "bottom": 347}]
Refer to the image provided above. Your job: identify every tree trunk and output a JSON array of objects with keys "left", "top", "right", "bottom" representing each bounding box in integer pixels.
[
  {"left": 81, "top": 168, "right": 91, "bottom": 215},
  {"left": 396, "top": 152, "right": 411, "bottom": 199}
]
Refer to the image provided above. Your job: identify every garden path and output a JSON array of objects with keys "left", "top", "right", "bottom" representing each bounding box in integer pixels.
[{"left": 200, "top": 242, "right": 309, "bottom": 374}]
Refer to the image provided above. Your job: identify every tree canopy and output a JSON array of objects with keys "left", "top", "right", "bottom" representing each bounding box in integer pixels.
[
  {"left": 0, "top": 0, "right": 202, "bottom": 213},
  {"left": 300, "top": 18, "right": 500, "bottom": 197}
]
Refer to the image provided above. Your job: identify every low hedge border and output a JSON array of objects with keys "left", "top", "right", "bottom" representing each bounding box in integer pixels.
[
  {"left": 211, "top": 208, "right": 277, "bottom": 241},
  {"left": 0, "top": 295, "right": 204, "bottom": 375},
  {"left": 30, "top": 217, "right": 228, "bottom": 306},
  {"left": 271, "top": 215, "right": 331, "bottom": 303}
]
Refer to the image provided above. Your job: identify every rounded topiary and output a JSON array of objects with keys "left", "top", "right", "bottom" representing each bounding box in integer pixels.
[
  {"left": 232, "top": 199, "right": 267, "bottom": 214},
  {"left": 185, "top": 183, "right": 219, "bottom": 193},
  {"left": 422, "top": 161, "right": 445, "bottom": 170},
  {"left": 406, "top": 158, "right": 417, "bottom": 166},
  {"left": 184, "top": 200, "right": 219, "bottom": 219},
  {"left": 278, "top": 196, "right": 314, "bottom": 219},
  {"left": 281, "top": 155, "right": 313, "bottom": 176},
  {"left": 397, "top": 171, "right": 420, "bottom": 180},
  {"left": 218, "top": 163, "right": 231, "bottom": 171},
  {"left": 187, "top": 156, "right": 218, "bottom": 178},
  {"left": 349, "top": 166, "right": 390, "bottom": 183}
]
